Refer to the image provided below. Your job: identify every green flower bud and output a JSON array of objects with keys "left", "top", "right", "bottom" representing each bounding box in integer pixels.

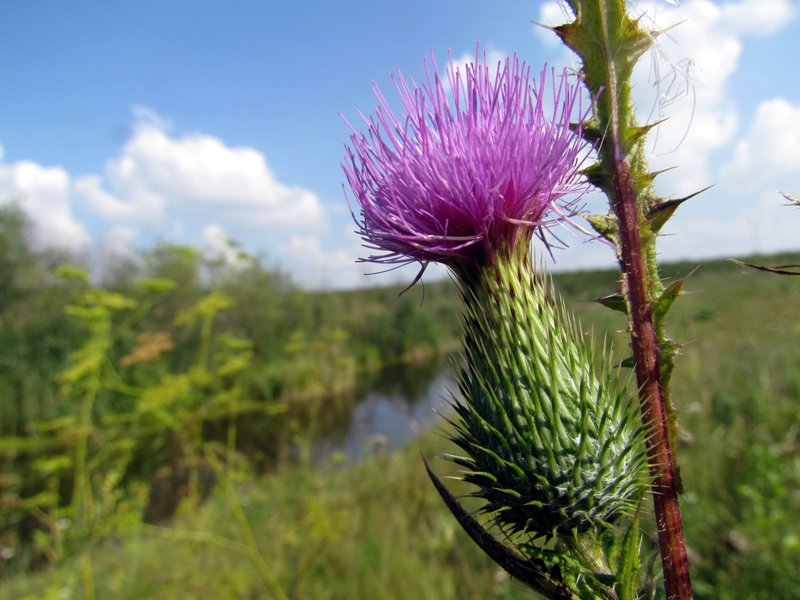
[{"left": 447, "top": 248, "right": 646, "bottom": 541}]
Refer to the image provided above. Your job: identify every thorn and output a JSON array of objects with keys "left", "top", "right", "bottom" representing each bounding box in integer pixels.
[
  {"left": 647, "top": 186, "right": 712, "bottom": 233},
  {"left": 729, "top": 259, "right": 800, "bottom": 276}
]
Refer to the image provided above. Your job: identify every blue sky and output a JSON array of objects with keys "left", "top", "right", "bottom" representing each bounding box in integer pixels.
[{"left": 0, "top": 0, "right": 798, "bottom": 288}]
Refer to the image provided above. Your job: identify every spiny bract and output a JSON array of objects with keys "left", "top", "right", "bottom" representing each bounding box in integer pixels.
[{"left": 448, "top": 250, "right": 647, "bottom": 540}]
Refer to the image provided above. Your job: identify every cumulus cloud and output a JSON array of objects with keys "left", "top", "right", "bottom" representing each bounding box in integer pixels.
[
  {"left": 81, "top": 113, "right": 326, "bottom": 234},
  {"left": 630, "top": 0, "right": 794, "bottom": 194},
  {"left": 288, "top": 231, "right": 370, "bottom": 290},
  {"left": 536, "top": 0, "right": 795, "bottom": 196},
  {"left": 720, "top": 98, "right": 800, "bottom": 193},
  {"left": 631, "top": 0, "right": 797, "bottom": 256},
  {"left": 202, "top": 223, "right": 249, "bottom": 268},
  {"left": 717, "top": 0, "right": 795, "bottom": 36},
  {"left": 0, "top": 160, "right": 89, "bottom": 250},
  {"left": 450, "top": 47, "right": 508, "bottom": 80},
  {"left": 533, "top": 0, "right": 799, "bottom": 264},
  {"left": 102, "top": 225, "right": 137, "bottom": 260},
  {"left": 0, "top": 107, "right": 328, "bottom": 279},
  {"left": 657, "top": 192, "right": 800, "bottom": 260}
]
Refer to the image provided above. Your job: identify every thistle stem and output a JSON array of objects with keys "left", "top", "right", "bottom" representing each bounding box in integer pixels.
[
  {"left": 610, "top": 155, "right": 692, "bottom": 600},
  {"left": 558, "top": 0, "right": 695, "bottom": 593}
]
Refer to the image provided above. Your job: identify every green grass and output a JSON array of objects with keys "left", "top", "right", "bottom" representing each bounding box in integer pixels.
[
  {"left": 559, "top": 256, "right": 800, "bottom": 598},
  {"left": 3, "top": 433, "right": 534, "bottom": 600},
  {"left": 4, "top": 255, "right": 800, "bottom": 599}
]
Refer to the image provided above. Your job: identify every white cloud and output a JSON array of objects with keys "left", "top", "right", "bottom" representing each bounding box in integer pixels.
[
  {"left": 0, "top": 107, "right": 328, "bottom": 280},
  {"left": 74, "top": 174, "right": 141, "bottom": 221},
  {"left": 530, "top": 0, "right": 799, "bottom": 267},
  {"left": 450, "top": 47, "right": 508, "bottom": 81},
  {"left": 131, "top": 104, "right": 172, "bottom": 131},
  {"left": 536, "top": 1, "right": 573, "bottom": 32},
  {"left": 658, "top": 191, "right": 800, "bottom": 260},
  {"left": 629, "top": 0, "right": 794, "bottom": 194},
  {"left": 202, "top": 223, "right": 248, "bottom": 268},
  {"left": 288, "top": 232, "right": 369, "bottom": 290},
  {"left": 536, "top": 0, "right": 796, "bottom": 197},
  {"left": 0, "top": 160, "right": 89, "bottom": 251},
  {"left": 94, "top": 116, "right": 325, "bottom": 233},
  {"left": 720, "top": 98, "right": 800, "bottom": 192},
  {"left": 102, "top": 225, "right": 136, "bottom": 259},
  {"left": 718, "top": 0, "right": 795, "bottom": 36},
  {"left": 533, "top": 2, "right": 583, "bottom": 71},
  {"left": 631, "top": 1, "right": 798, "bottom": 258}
]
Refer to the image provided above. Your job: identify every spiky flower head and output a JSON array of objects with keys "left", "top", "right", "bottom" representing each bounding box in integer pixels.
[
  {"left": 449, "top": 249, "right": 646, "bottom": 541},
  {"left": 342, "top": 50, "right": 586, "bottom": 270}
]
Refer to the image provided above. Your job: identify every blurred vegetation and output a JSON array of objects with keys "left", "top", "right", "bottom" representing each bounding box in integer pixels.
[
  {"left": 0, "top": 205, "right": 458, "bottom": 581},
  {"left": 1, "top": 203, "right": 799, "bottom": 598}
]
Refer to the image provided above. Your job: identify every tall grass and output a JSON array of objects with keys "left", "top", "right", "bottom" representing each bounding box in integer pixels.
[
  {"left": 561, "top": 256, "right": 800, "bottom": 597},
  {"left": 3, "top": 432, "right": 534, "bottom": 599}
]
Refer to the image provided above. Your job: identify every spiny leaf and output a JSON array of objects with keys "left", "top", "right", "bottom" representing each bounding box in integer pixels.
[
  {"left": 582, "top": 162, "right": 612, "bottom": 193},
  {"left": 652, "top": 266, "right": 699, "bottom": 323},
  {"left": 631, "top": 169, "right": 659, "bottom": 190},
  {"left": 577, "top": 123, "right": 604, "bottom": 145},
  {"left": 624, "top": 120, "right": 664, "bottom": 146},
  {"left": 615, "top": 514, "right": 642, "bottom": 600},
  {"left": 658, "top": 338, "right": 682, "bottom": 361},
  {"left": 596, "top": 292, "right": 628, "bottom": 314},
  {"left": 618, "top": 356, "right": 636, "bottom": 369},
  {"left": 423, "top": 458, "right": 578, "bottom": 599},
  {"left": 646, "top": 186, "right": 711, "bottom": 233}
]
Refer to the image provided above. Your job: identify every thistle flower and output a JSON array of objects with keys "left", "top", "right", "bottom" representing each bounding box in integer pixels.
[
  {"left": 342, "top": 50, "right": 647, "bottom": 594},
  {"left": 342, "top": 50, "right": 586, "bottom": 270}
]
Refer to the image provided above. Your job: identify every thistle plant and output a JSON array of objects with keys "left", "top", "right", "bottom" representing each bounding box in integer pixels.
[
  {"left": 551, "top": 1, "right": 696, "bottom": 597},
  {"left": 343, "top": 51, "right": 650, "bottom": 598}
]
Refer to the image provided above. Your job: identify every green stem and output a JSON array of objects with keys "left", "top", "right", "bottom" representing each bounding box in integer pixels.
[
  {"left": 81, "top": 553, "right": 96, "bottom": 600},
  {"left": 71, "top": 358, "right": 101, "bottom": 528},
  {"left": 205, "top": 449, "right": 289, "bottom": 600}
]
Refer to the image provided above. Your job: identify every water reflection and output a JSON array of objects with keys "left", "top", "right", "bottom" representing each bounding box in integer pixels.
[
  {"left": 228, "top": 355, "right": 458, "bottom": 469},
  {"left": 312, "top": 367, "right": 455, "bottom": 463}
]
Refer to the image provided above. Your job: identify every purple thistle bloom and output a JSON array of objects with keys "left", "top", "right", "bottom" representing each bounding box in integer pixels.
[{"left": 342, "top": 49, "right": 587, "bottom": 271}]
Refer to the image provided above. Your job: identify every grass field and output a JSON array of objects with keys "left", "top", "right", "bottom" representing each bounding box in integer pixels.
[{"left": 4, "top": 254, "right": 800, "bottom": 599}]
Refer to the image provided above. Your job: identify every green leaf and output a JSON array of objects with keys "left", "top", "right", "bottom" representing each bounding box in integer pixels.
[
  {"left": 646, "top": 186, "right": 711, "bottom": 233},
  {"left": 582, "top": 162, "right": 611, "bottom": 192},
  {"left": 596, "top": 293, "right": 627, "bottom": 314},
  {"left": 585, "top": 213, "right": 618, "bottom": 243},
  {"left": 615, "top": 515, "right": 642, "bottom": 600},
  {"left": 652, "top": 266, "right": 699, "bottom": 323},
  {"left": 618, "top": 356, "right": 636, "bottom": 369},
  {"left": 624, "top": 121, "right": 663, "bottom": 147},
  {"left": 138, "top": 277, "right": 178, "bottom": 293},
  {"left": 54, "top": 264, "right": 90, "bottom": 283}
]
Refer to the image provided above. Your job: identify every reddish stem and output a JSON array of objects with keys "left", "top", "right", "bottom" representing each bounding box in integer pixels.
[{"left": 610, "top": 156, "right": 693, "bottom": 600}]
